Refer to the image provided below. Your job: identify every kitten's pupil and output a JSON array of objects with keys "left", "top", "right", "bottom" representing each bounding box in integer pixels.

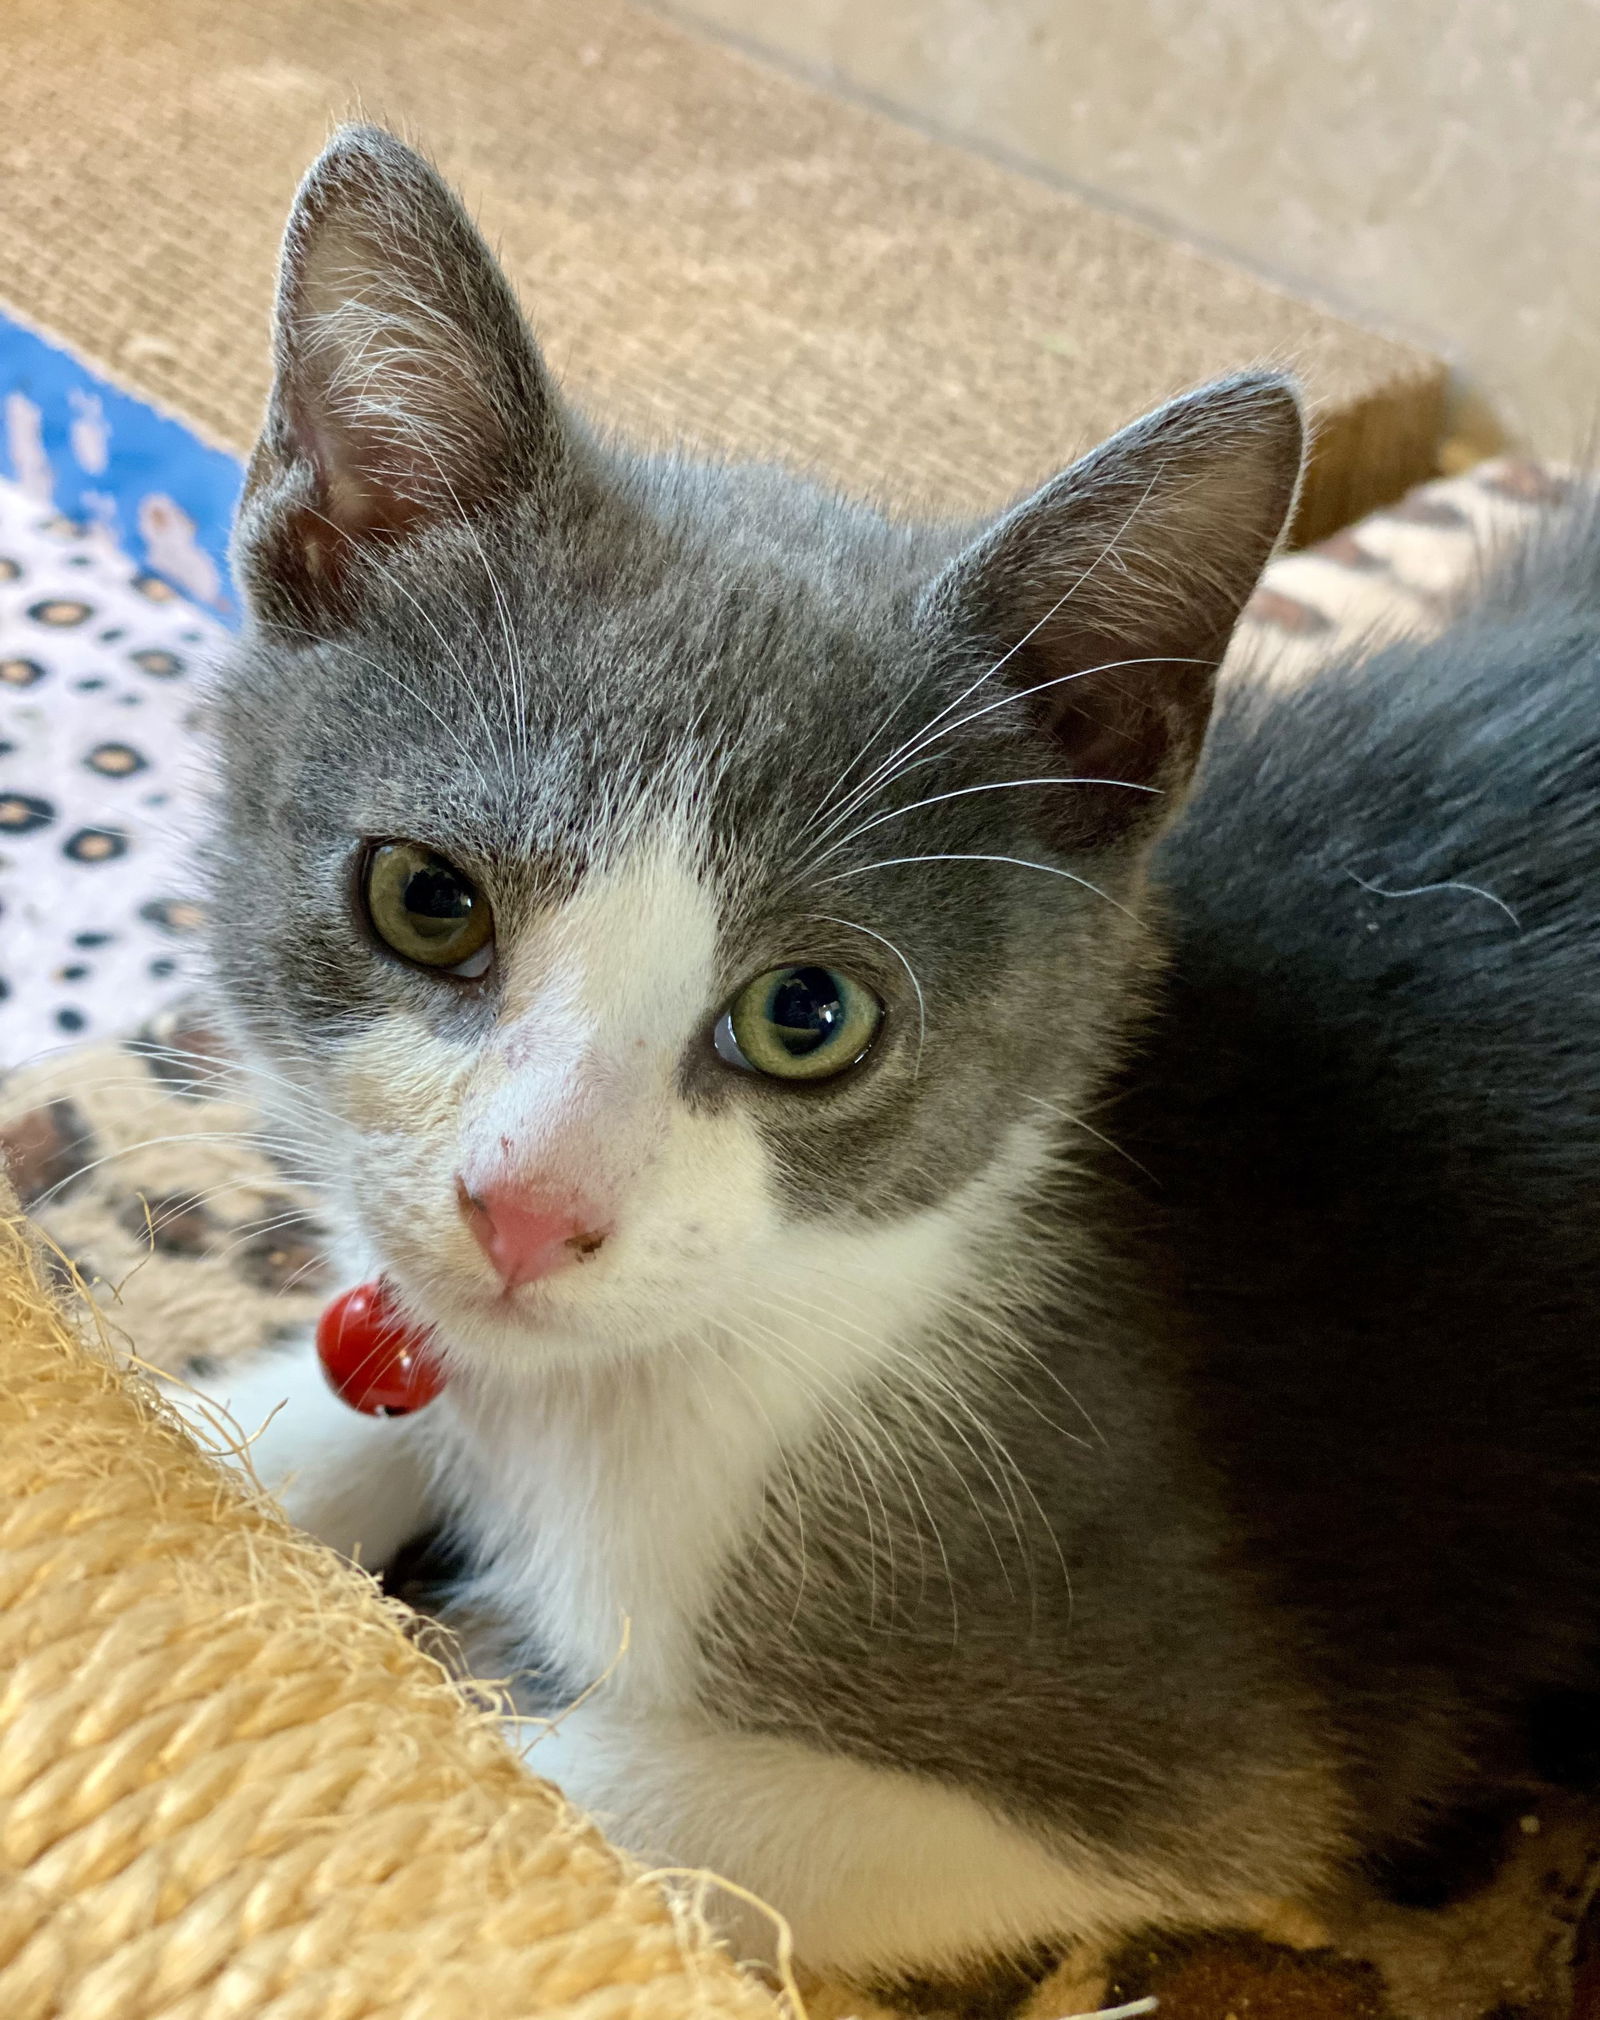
[
  {"left": 719, "top": 963, "right": 881, "bottom": 1080},
  {"left": 404, "top": 865, "right": 474, "bottom": 939},
  {"left": 362, "top": 841, "right": 494, "bottom": 972},
  {"left": 768, "top": 967, "right": 846, "bottom": 1058}
]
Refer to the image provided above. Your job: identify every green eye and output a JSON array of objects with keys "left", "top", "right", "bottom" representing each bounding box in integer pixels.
[
  {"left": 716, "top": 965, "right": 882, "bottom": 1081},
  {"left": 363, "top": 841, "right": 494, "bottom": 976}
]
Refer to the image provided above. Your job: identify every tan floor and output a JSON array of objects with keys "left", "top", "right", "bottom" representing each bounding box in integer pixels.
[{"left": 0, "top": 0, "right": 1440, "bottom": 541}]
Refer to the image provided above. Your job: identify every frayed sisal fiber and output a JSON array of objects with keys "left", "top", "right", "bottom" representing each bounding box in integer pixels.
[
  {"left": 0, "top": 1190, "right": 780, "bottom": 2020},
  {"left": 0, "top": 0, "right": 1443, "bottom": 544}
]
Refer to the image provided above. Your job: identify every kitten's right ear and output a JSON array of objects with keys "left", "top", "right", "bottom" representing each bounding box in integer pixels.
[
  {"left": 235, "top": 125, "right": 565, "bottom": 626},
  {"left": 921, "top": 373, "right": 1303, "bottom": 852}
]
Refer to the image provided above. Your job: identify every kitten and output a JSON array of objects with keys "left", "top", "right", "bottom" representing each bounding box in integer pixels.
[{"left": 188, "top": 124, "right": 1600, "bottom": 1987}]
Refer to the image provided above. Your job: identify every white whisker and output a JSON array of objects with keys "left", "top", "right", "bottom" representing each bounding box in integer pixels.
[
  {"left": 813, "top": 774, "right": 1159, "bottom": 871},
  {"left": 1346, "top": 869, "right": 1522, "bottom": 930},
  {"left": 798, "top": 912, "right": 928, "bottom": 1077},
  {"left": 819, "top": 853, "right": 1135, "bottom": 919},
  {"left": 1023, "top": 1094, "right": 1156, "bottom": 1182},
  {"left": 808, "top": 469, "right": 1167, "bottom": 845},
  {"left": 812, "top": 651, "right": 1206, "bottom": 863}
]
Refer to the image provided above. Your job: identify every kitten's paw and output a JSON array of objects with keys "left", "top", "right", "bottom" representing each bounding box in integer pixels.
[
  {"left": 1016, "top": 1949, "right": 1114, "bottom": 2020},
  {"left": 1237, "top": 1896, "right": 1332, "bottom": 1950},
  {"left": 161, "top": 1333, "right": 432, "bottom": 1569}
]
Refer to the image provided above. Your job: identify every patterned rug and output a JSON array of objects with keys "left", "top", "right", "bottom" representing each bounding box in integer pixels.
[{"left": 0, "top": 475, "right": 224, "bottom": 1065}]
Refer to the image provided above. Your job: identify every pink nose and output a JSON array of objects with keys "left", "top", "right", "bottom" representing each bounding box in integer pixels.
[{"left": 456, "top": 1178, "right": 611, "bottom": 1290}]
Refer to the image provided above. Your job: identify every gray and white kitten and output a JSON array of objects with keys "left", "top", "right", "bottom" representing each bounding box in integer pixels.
[{"left": 193, "top": 126, "right": 1600, "bottom": 1987}]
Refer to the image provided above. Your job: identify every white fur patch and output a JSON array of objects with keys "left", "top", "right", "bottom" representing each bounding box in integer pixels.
[
  {"left": 458, "top": 835, "right": 724, "bottom": 1211},
  {"left": 434, "top": 1113, "right": 1052, "bottom": 1705},
  {"left": 521, "top": 1706, "right": 1203, "bottom": 1977},
  {"left": 334, "top": 829, "right": 788, "bottom": 1378}
]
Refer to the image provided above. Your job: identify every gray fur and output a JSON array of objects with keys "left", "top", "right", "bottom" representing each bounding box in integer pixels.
[{"left": 204, "top": 123, "right": 1511, "bottom": 1979}]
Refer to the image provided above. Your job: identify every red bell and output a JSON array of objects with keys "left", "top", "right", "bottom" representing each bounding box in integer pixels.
[{"left": 316, "top": 1279, "right": 446, "bottom": 1416}]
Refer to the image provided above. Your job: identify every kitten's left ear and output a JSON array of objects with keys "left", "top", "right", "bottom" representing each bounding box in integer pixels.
[
  {"left": 923, "top": 372, "right": 1304, "bottom": 848},
  {"left": 236, "top": 125, "right": 569, "bottom": 624}
]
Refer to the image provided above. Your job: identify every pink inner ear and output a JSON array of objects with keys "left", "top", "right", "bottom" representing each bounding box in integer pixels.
[
  {"left": 1001, "top": 644, "right": 1212, "bottom": 853},
  {"left": 1040, "top": 670, "right": 1200, "bottom": 783},
  {"left": 322, "top": 458, "right": 430, "bottom": 545},
  {"left": 286, "top": 350, "right": 452, "bottom": 544},
  {"left": 240, "top": 129, "right": 574, "bottom": 627},
  {"left": 275, "top": 190, "right": 520, "bottom": 557},
  {"left": 266, "top": 392, "right": 440, "bottom": 600},
  {"left": 1020, "top": 619, "right": 1213, "bottom": 782}
]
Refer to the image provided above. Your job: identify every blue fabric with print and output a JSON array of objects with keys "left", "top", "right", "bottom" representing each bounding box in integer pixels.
[{"left": 0, "top": 308, "right": 244, "bottom": 625}]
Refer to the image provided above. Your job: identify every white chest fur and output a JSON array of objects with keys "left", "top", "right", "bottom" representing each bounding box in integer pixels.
[
  {"left": 434, "top": 1335, "right": 1207, "bottom": 1984},
  {"left": 433, "top": 1344, "right": 799, "bottom": 1705},
  {"left": 423, "top": 1118, "right": 1056, "bottom": 1709}
]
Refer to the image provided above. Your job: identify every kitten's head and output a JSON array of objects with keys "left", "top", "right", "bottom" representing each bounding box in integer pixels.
[{"left": 211, "top": 126, "right": 1301, "bottom": 1384}]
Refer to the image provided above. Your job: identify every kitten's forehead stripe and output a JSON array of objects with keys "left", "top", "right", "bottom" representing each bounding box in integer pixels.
[
  {"left": 513, "top": 830, "right": 722, "bottom": 1045},
  {"left": 454, "top": 829, "right": 729, "bottom": 1200}
]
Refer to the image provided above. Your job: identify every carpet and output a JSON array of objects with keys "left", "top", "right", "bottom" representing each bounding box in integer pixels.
[{"left": 0, "top": 0, "right": 1443, "bottom": 544}]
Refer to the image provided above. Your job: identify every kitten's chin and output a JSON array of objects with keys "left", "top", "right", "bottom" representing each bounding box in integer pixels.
[{"left": 387, "top": 1262, "right": 679, "bottom": 1381}]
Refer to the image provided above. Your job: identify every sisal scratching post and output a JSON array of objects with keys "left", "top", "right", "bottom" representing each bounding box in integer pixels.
[{"left": 0, "top": 1195, "right": 778, "bottom": 2020}]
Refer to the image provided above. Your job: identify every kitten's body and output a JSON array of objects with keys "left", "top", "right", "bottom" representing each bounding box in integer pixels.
[
  {"left": 189, "top": 125, "right": 1600, "bottom": 1986},
  {"left": 1136, "top": 545, "right": 1600, "bottom": 1826}
]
